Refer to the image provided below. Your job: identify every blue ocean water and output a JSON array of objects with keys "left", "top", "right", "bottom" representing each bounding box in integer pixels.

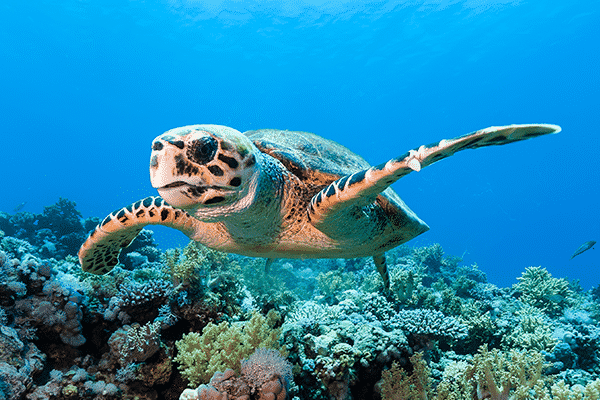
[{"left": 1, "top": 0, "right": 598, "bottom": 288}]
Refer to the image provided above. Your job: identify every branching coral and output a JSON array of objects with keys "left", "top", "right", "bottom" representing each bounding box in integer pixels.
[
  {"left": 119, "top": 320, "right": 163, "bottom": 364},
  {"left": 384, "top": 309, "right": 468, "bottom": 348},
  {"left": 104, "top": 279, "right": 174, "bottom": 324},
  {"left": 413, "top": 244, "right": 445, "bottom": 274},
  {"left": 180, "top": 348, "right": 293, "bottom": 400},
  {"left": 469, "top": 345, "right": 546, "bottom": 400},
  {"left": 380, "top": 352, "right": 432, "bottom": 400},
  {"left": 175, "top": 310, "right": 285, "bottom": 387},
  {"left": 501, "top": 305, "right": 557, "bottom": 352},
  {"left": 515, "top": 266, "right": 574, "bottom": 316},
  {"left": 316, "top": 270, "right": 356, "bottom": 304}
]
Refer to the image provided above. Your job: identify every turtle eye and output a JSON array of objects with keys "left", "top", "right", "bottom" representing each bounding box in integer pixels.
[{"left": 188, "top": 136, "right": 218, "bottom": 165}]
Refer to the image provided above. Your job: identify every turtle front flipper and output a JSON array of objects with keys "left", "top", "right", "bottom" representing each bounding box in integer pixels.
[
  {"left": 308, "top": 123, "right": 560, "bottom": 227},
  {"left": 79, "top": 196, "right": 199, "bottom": 275}
]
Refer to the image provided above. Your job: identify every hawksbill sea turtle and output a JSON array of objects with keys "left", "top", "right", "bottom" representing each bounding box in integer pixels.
[{"left": 79, "top": 123, "right": 560, "bottom": 289}]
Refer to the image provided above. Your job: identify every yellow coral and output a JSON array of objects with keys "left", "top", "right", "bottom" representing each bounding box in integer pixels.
[
  {"left": 380, "top": 352, "right": 432, "bottom": 400},
  {"left": 515, "top": 266, "right": 573, "bottom": 316},
  {"left": 316, "top": 269, "right": 355, "bottom": 302},
  {"left": 436, "top": 361, "right": 473, "bottom": 400},
  {"left": 174, "top": 310, "right": 285, "bottom": 387},
  {"left": 551, "top": 379, "right": 600, "bottom": 400},
  {"left": 501, "top": 305, "right": 557, "bottom": 352},
  {"left": 469, "top": 344, "right": 546, "bottom": 400},
  {"left": 381, "top": 345, "right": 600, "bottom": 400}
]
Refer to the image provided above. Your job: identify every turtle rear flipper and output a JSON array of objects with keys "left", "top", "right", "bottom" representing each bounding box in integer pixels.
[
  {"left": 79, "top": 196, "right": 199, "bottom": 275},
  {"left": 308, "top": 123, "right": 561, "bottom": 227}
]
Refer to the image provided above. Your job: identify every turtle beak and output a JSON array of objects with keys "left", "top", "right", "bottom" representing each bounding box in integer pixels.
[{"left": 150, "top": 138, "right": 188, "bottom": 189}]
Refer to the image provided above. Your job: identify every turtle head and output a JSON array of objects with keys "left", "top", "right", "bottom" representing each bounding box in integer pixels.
[{"left": 150, "top": 125, "right": 259, "bottom": 215}]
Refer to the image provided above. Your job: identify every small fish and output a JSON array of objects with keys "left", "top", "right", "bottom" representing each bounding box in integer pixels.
[
  {"left": 13, "top": 201, "right": 27, "bottom": 212},
  {"left": 570, "top": 240, "right": 596, "bottom": 259}
]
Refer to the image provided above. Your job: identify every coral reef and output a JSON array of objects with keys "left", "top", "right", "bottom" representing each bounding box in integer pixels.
[
  {"left": 180, "top": 348, "right": 292, "bottom": 400},
  {"left": 0, "top": 198, "right": 99, "bottom": 260},
  {"left": 515, "top": 266, "right": 574, "bottom": 316},
  {"left": 1, "top": 200, "right": 599, "bottom": 400},
  {"left": 175, "top": 310, "right": 285, "bottom": 387}
]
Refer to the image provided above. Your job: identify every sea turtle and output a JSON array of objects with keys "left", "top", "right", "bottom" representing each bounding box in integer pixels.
[{"left": 79, "top": 123, "right": 560, "bottom": 288}]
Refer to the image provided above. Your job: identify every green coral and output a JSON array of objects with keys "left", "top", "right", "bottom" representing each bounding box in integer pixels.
[
  {"left": 458, "top": 302, "right": 501, "bottom": 353},
  {"left": 468, "top": 345, "right": 547, "bottom": 400},
  {"left": 163, "top": 241, "right": 238, "bottom": 286},
  {"left": 316, "top": 269, "right": 356, "bottom": 303},
  {"left": 163, "top": 242, "right": 245, "bottom": 315},
  {"left": 162, "top": 243, "right": 203, "bottom": 288},
  {"left": 379, "top": 345, "right": 563, "bottom": 400},
  {"left": 418, "top": 280, "right": 463, "bottom": 316},
  {"left": 515, "top": 266, "right": 574, "bottom": 316},
  {"left": 62, "top": 384, "right": 78, "bottom": 396},
  {"left": 501, "top": 305, "right": 557, "bottom": 352},
  {"left": 241, "top": 259, "right": 298, "bottom": 312},
  {"left": 435, "top": 360, "right": 473, "bottom": 400},
  {"left": 413, "top": 243, "right": 445, "bottom": 274},
  {"left": 389, "top": 267, "right": 421, "bottom": 306},
  {"left": 550, "top": 379, "right": 600, "bottom": 399},
  {"left": 174, "top": 310, "right": 285, "bottom": 387},
  {"left": 413, "top": 243, "right": 462, "bottom": 275}
]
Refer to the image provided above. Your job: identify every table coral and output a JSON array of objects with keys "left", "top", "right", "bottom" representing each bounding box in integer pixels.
[{"left": 383, "top": 309, "right": 468, "bottom": 347}]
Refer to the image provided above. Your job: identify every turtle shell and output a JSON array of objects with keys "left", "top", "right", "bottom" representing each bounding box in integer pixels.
[{"left": 245, "top": 129, "right": 370, "bottom": 186}]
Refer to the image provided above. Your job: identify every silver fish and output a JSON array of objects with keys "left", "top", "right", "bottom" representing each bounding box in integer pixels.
[
  {"left": 570, "top": 240, "right": 596, "bottom": 259},
  {"left": 13, "top": 201, "right": 27, "bottom": 212}
]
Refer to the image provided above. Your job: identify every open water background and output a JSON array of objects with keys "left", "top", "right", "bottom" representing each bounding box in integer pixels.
[{"left": 1, "top": 0, "right": 598, "bottom": 288}]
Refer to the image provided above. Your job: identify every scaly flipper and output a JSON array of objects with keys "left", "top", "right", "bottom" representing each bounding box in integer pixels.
[
  {"left": 308, "top": 123, "right": 561, "bottom": 227},
  {"left": 78, "top": 196, "right": 200, "bottom": 274}
]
